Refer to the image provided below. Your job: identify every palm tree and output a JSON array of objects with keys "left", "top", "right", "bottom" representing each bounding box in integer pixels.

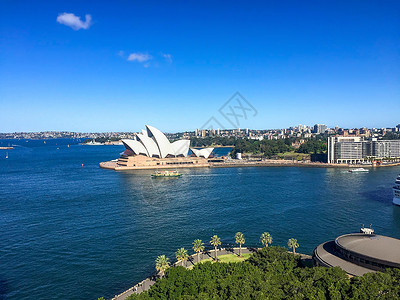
[
  {"left": 192, "top": 239, "right": 205, "bottom": 263},
  {"left": 175, "top": 247, "right": 189, "bottom": 267},
  {"left": 260, "top": 232, "right": 272, "bottom": 248},
  {"left": 235, "top": 232, "right": 245, "bottom": 257},
  {"left": 155, "top": 255, "right": 170, "bottom": 276},
  {"left": 210, "top": 235, "right": 221, "bottom": 260},
  {"left": 288, "top": 238, "right": 299, "bottom": 254}
]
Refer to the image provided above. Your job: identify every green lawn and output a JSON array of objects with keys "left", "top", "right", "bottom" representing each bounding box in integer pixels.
[
  {"left": 199, "top": 253, "right": 252, "bottom": 264},
  {"left": 280, "top": 151, "right": 310, "bottom": 158}
]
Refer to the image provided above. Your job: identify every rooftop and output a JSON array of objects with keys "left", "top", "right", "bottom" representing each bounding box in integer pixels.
[
  {"left": 314, "top": 240, "right": 373, "bottom": 277},
  {"left": 336, "top": 233, "right": 400, "bottom": 267}
]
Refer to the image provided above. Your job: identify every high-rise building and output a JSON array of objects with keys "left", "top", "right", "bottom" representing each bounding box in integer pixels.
[
  {"left": 328, "top": 136, "right": 400, "bottom": 164},
  {"left": 313, "top": 124, "right": 327, "bottom": 134}
]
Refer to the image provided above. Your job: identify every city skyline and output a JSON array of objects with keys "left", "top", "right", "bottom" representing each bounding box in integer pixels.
[
  {"left": 1, "top": 1, "right": 399, "bottom": 132},
  {"left": 1, "top": 123, "right": 399, "bottom": 140}
]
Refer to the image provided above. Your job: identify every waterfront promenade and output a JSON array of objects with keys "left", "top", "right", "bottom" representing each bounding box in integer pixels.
[
  {"left": 101, "top": 158, "right": 400, "bottom": 171},
  {"left": 111, "top": 248, "right": 312, "bottom": 300}
]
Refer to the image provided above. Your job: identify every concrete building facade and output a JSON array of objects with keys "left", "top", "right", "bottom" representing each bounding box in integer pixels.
[{"left": 328, "top": 136, "right": 400, "bottom": 164}]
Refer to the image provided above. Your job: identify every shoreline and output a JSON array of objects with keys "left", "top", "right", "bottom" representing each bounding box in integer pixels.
[{"left": 100, "top": 159, "right": 400, "bottom": 171}]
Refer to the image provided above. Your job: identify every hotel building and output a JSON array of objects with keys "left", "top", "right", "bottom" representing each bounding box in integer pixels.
[{"left": 328, "top": 136, "right": 400, "bottom": 164}]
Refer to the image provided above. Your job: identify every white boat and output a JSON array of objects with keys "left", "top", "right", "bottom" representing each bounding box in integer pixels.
[
  {"left": 84, "top": 139, "right": 103, "bottom": 146},
  {"left": 348, "top": 168, "right": 369, "bottom": 173},
  {"left": 393, "top": 174, "right": 400, "bottom": 206}
]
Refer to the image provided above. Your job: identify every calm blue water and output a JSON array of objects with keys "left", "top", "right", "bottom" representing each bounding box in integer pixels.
[{"left": 1, "top": 139, "right": 400, "bottom": 300}]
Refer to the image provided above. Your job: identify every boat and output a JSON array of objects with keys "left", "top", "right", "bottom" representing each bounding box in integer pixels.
[
  {"left": 348, "top": 168, "right": 369, "bottom": 173},
  {"left": 84, "top": 139, "right": 103, "bottom": 146},
  {"left": 151, "top": 170, "right": 182, "bottom": 178},
  {"left": 5, "top": 152, "right": 8, "bottom": 159},
  {"left": 360, "top": 224, "right": 374, "bottom": 235},
  {"left": 393, "top": 174, "right": 400, "bottom": 206}
]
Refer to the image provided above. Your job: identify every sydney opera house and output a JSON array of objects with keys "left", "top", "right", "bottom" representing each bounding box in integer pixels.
[{"left": 100, "top": 125, "right": 214, "bottom": 170}]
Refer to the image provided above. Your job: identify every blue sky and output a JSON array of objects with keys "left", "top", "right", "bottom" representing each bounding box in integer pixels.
[{"left": 0, "top": 1, "right": 399, "bottom": 132}]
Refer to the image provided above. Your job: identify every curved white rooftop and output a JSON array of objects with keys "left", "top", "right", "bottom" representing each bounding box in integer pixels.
[
  {"left": 172, "top": 140, "right": 190, "bottom": 157},
  {"left": 121, "top": 125, "right": 191, "bottom": 158},
  {"left": 146, "top": 125, "right": 176, "bottom": 158},
  {"left": 136, "top": 133, "right": 160, "bottom": 157},
  {"left": 122, "top": 139, "right": 148, "bottom": 156},
  {"left": 191, "top": 147, "right": 214, "bottom": 158}
]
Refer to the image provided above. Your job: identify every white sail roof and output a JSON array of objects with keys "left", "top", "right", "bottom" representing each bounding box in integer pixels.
[
  {"left": 146, "top": 125, "right": 175, "bottom": 158},
  {"left": 136, "top": 133, "right": 161, "bottom": 157},
  {"left": 121, "top": 125, "right": 192, "bottom": 158},
  {"left": 121, "top": 139, "right": 148, "bottom": 156},
  {"left": 191, "top": 147, "right": 214, "bottom": 158},
  {"left": 172, "top": 140, "right": 190, "bottom": 157}
]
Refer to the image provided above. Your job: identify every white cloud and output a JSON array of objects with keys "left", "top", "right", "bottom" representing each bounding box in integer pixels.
[
  {"left": 57, "top": 13, "right": 92, "bottom": 30},
  {"left": 127, "top": 53, "right": 152, "bottom": 62},
  {"left": 162, "top": 53, "right": 173, "bottom": 63}
]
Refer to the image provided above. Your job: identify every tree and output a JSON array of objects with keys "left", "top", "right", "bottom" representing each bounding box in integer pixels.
[
  {"left": 175, "top": 247, "right": 189, "bottom": 267},
  {"left": 288, "top": 238, "right": 299, "bottom": 254},
  {"left": 260, "top": 232, "right": 272, "bottom": 248},
  {"left": 210, "top": 235, "right": 221, "bottom": 260},
  {"left": 193, "top": 239, "right": 205, "bottom": 263},
  {"left": 235, "top": 232, "right": 245, "bottom": 257},
  {"left": 155, "top": 255, "right": 170, "bottom": 276}
]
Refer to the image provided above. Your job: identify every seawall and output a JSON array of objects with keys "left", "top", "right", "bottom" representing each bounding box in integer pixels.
[{"left": 100, "top": 159, "right": 400, "bottom": 171}]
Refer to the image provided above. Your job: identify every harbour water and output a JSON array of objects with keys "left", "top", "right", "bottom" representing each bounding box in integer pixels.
[{"left": 1, "top": 139, "right": 400, "bottom": 300}]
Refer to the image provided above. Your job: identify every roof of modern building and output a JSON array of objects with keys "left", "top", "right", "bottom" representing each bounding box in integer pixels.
[
  {"left": 314, "top": 240, "right": 374, "bottom": 277},
  {"left": 121, "top": 125, "right": 213, "bottom": 159},
  {"left": 335, "top": 233, "right": 400, "bottom": 266}
]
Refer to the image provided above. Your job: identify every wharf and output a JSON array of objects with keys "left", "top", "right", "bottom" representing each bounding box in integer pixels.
[
  {"left": 100, "top": 159, "right": 400, "bottom": 171},
  {"left": 209, "top": 160, "right": 350, "bottom": 168}
]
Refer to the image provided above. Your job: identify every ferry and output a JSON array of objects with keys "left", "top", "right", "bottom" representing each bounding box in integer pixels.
[
  {"left": 151, "top": 170, "right": 182, "bottom": 178},
  {"left": 348, "top": 168, "right": 369, "bottom": 173},
  {"left": 393, "top": 174, "right": 400, "bottom": 206}
]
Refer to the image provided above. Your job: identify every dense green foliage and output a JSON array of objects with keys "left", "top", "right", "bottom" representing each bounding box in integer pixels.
[
  {"left": 191, "top": 135, "right": 328, "bottom": 158},
  {"left": 297, "top": 139, "right": 327, "bottom": 154},
  {"left": 230, "top": 137, "right": 327, "bottom": 158},
  {"left": 127, "top": 246, "right": 400, "bottom": 299},
  {"left": 231, "top": 139, "right": 293, "bottom": 158},
  {"left": 383, "top": 132, "right": 400, "bottom": 140}
]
